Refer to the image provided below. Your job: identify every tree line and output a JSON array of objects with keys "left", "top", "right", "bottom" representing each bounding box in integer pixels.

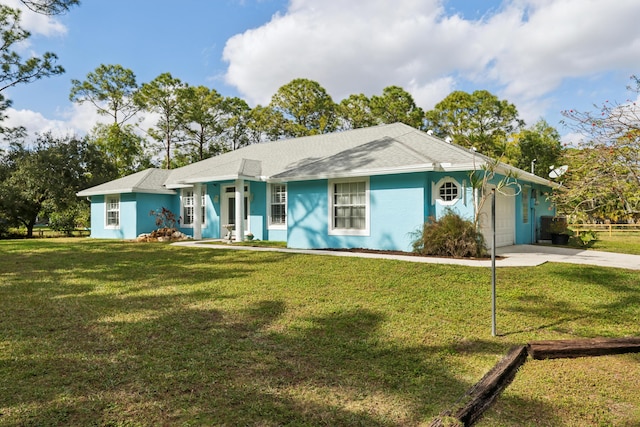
[{"left": 66, "top": 64, "right": 565, "bottom": 173}]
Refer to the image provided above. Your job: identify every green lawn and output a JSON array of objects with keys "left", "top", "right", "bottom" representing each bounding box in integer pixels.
[
  {"left": 588, "top": 232, "right": 640, "bottom": 255},
  {"left": 0, "top": 239, "right": 639, "bottom": 426}
]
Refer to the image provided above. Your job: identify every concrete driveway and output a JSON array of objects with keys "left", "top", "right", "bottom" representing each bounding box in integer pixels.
[
  {"left": 495, "top": 245, "right": 640, "bottom": 270},
  {"left": 174, "top": 241, "right": 640, "bottom": 270}
]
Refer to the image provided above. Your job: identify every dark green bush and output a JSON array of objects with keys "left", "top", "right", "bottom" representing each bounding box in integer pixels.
[{"left": 412, "top": 209, "right": 487, "bottom": 258}]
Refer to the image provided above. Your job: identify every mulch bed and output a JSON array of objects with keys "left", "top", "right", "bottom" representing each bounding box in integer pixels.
[{"left": 319, "top": 247, "right": 500, "bottom": 260}]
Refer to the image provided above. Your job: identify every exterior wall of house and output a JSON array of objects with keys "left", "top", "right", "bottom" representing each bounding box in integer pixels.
[
  {"left": 430, "top": 171, "right": 476, "bottom": 222},
  {"left": 248, "top": 181, "right": 266, "bottom": 241},
  {"left": 89, "top": 193, "right": 137, "bottom": 239},
  {"left": 207, "top": 183, "right": 221, "bottom": 239},
  {"left": 287, "top": 179, "right": 327, "bottom": 248},
  {"left": 286, "top": 173, "right": 426, "bottom": 251},
  {"left": 173, "top": 180, "right": 267, "bottom": 240},
  {"left": 88, "top": 194, "right": 114, "bottom": 238},
  {"left": 86, "top": 174, "right": 555, "bottom": 248},
  {"left": 89, "top": 193, "right": 177, "bottom": 239},
  {"left": 175, "top": 183, "right": 221, "bottom": 239},
  {"left": 136, "top": 193, "right": 176, "bottom": 236},
  {"left": 369, "top": 173, "right": 426, "bottom": 251},
  {"left": 518, "top": 183, "right": 555, "bottom": 244},
  {"left": 267, "top": 227, "right": 287, "bottom": 242}
]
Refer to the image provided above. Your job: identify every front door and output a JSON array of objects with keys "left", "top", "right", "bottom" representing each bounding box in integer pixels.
[{"left": 221, "top": 185, "right": 249, "bottom": 237}]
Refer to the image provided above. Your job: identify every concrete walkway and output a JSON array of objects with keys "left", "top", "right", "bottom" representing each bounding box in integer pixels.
[
  {"left": 496, "top": 244, "right": 640, "bottom": 270},
  {"left": 173, "top": 241, "right": 640, "bottom": 270}
]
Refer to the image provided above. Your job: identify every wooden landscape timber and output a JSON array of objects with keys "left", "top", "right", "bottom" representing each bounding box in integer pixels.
[
  {"left": 430, "top": 346, "right": 528, "bottom": 427},
  {"left": 430, "top": 337, "right": 640, "bottom": 426},
  {"left": 528, "top": 337, "right": 640, "bottom": 360}
]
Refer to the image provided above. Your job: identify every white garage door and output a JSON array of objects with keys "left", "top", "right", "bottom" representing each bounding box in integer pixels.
[{"left": 479, "top": 187, "right": 515, "bottom": 249}]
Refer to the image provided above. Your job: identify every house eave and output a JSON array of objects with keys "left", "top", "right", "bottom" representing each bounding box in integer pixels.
[
  {"left": 167, "top": 174, "right": 265, "bottom": 188},
  {"left": 76, "top": 187, "right": 176, "bottom": 197},
  {"left": 493, "top": 164, "right": 561, "bottom": 188},
  {"left": 440, "top": 162, "right": 560, "bottom": 189}
]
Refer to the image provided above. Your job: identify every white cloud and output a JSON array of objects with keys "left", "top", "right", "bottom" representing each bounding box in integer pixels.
[
  {"left": 560, "top": 131, "right": 587, "bottom": 147},
  {"left": 222, "top": 0, "right": 640, "bottom": 122},
  {"left": 4, "top": 103, "right": 105, "bottom": 142},
  {"left": 407, "top": 76, "right": 456, "bottom": 111},
  {"left": 5, "top": 108, "right": 71, "bottom": 139},
  {"left": 2, "top": 104, "right": 163, "bottom": 153},
  {"left": 489, "top": 0, "right": 640, "bottom": 101},
  {"left": 2, "top": 0, "right": 68, "bottom": 38},
  {"left": 223, "top": 0, "right": 487, "bottom": 106}
]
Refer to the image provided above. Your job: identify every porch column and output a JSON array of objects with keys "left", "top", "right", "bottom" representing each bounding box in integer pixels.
[
  {"left": 193, "top": 184, "right": 202, "bottom": 240},
  {"left": 234, "top": 178, "right": 244, "bottom": 242}
]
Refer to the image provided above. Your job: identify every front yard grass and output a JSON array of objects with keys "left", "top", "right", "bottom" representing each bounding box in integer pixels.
[
  {"left": 588, "top": 232, "right": 640, "bottom": 255},
  {"left": 0, "top": 239, "right": 638, "bottom": 426}
]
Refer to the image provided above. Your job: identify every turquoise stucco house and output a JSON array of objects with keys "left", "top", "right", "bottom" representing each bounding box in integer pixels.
[{"left": 77, "top": 123, "right": 558, "bottom": 250}]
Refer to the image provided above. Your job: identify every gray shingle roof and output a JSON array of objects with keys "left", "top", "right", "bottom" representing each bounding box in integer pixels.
[
  {"left": 77, "top": 168, "right": 174, "bottom": 196},
  {"left": 77, "top": 123, "right": 557, "bottom": 196}
]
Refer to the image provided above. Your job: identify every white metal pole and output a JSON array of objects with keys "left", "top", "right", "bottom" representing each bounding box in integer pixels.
[{"left": 491, "top": 188, "right": 497, "bottom": 337}]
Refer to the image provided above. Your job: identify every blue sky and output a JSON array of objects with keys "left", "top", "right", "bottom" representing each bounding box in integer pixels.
[{"left": 4, "top": 0, "right": 640, "bottom": 143}]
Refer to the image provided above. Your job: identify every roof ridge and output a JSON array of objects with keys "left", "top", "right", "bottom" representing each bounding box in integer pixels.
[{"left": 392, "top": 129, "right": 438, "bottom": 164}]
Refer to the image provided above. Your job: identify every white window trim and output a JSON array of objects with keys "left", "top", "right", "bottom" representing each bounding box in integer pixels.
[
  {"left": 522, "top": 187, "right": 530, "bottom": 224},
  {"left": 267, "top": 183, "right": 287, "bottom": 230},
  {"left": 105, "top": 194, "right": 120, "bottom": 229},
  {"left": 181, "top": 188, "right": 206, "bottom": 228},
  {"left": 433, "top": 177, "right": 461, "bottom": 206},
  {"left": 328, "top": 177, "right": 370, "bottom": 236}
]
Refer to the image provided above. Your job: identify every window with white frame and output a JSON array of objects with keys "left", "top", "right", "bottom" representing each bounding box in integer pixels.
[
  {"left": 435, "top": 178, "right": 460, "bottom": 205},
  {"left": 269, "top": 183, "right": 287, "bottom": 227},
  {"left": 329, "top": 178, "right": 369, "bottom": 235},
  {"left": 522, "top": 188, "right": 529, "bottom": 223},
  {"left": 105, "top": 195, "right": 120, "bottom": 228},
  {"left": 181, "top": 188, "right": 206, "bottom": 226}
]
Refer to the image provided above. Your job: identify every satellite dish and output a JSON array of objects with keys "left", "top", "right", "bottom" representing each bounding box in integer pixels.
[
  {"left": 549, "top": 165, "right": 568, "bottom": 179},
  {"left": 426, "top": 129, "right": 434, "bottom": 135}
]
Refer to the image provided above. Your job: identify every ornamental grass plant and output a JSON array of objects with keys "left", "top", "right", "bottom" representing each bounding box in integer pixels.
[{"left": 412, "top": 210, "right": 487, "bottom": 258}]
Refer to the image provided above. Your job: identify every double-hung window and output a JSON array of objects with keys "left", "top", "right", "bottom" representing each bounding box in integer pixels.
[
  {"left": 105, "top": 195, "right": 120, "bottom": 228},
  {"left": 329, "top": 178, "right": 369, "bottom": 236},
  {"left": 269, "top": 184, "right": 287, "bottom": 228},
  {"left": 182, "top": 188, "right": 206, "bottom": 227}
]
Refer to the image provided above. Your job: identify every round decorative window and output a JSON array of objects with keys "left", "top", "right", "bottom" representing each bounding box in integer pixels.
[{"left": 439, "top": 181, "right": 458, "bottom": 202}]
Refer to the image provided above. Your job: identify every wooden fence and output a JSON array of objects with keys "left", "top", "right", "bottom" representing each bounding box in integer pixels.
[
  {"left": 569, "top": 223, "right": 640, "bottom": 236},
  {"left": 35, "top": 228, "right": 90, "bottom": 238}
]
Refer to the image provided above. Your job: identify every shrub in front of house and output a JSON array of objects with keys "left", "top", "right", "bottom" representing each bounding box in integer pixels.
[{"left": 412, "top": 210, "right": 487, "bottom": 258}]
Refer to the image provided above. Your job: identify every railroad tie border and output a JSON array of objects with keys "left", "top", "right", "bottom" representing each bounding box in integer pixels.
[{"left": 430, "top": 337, "right": 640, "bottom": 427}]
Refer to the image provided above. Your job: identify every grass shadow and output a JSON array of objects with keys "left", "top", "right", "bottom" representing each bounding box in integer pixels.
[{"left": 4, "top": 240, "right": 632, "bottom": 425}]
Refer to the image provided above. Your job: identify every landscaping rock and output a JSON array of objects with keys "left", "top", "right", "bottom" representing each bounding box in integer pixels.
[{"left": 137, "top": 228, "right": 190, "bottom": 242}]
